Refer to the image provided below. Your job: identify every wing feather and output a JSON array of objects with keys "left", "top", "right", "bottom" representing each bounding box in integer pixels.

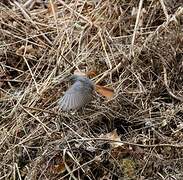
[
  {"left": 59, "top": 94, "right": 69, "bottom": 111},
  {"left": 59, "top": 80, "right": 93, "bottom": 111}
]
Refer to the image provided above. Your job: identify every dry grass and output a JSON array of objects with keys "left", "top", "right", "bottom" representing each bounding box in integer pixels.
[{"left": 0, "top": 0, "right": 183, "bottom": 179}]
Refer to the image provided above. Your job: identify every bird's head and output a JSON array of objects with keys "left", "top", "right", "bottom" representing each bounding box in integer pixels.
[{"left": 69, "top": 75, "right": 94, "bottom": 89}]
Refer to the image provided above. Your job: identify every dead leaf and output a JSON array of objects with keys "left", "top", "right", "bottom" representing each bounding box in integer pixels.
[
  {"left": 16, "top": 45, "right": 35, "bottom": 55},
  {"left": 48, "top": 155, "right": 67, "bottom": 175},
  {"left": 95, "top": 85, "right": 114, "bottom": 100},
  {"left": 51, "top": 162, "right": 66, "bottom": 174},
  {"left": 100, "top": 129, "right": 122, "bottom": 148},
  {"left": 86, "top": 70, "right": 97, "bottom": 78},
  {"left": 111, "top": 145, "right": 131, "bottom": 158},
  {"left": 100, "top": 173, "right": 112, "bottom": 180}
]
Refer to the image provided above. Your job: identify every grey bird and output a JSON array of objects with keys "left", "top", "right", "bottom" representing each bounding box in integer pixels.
[{"left": 58, "top": 75, "right": 94, "bottom": 111}]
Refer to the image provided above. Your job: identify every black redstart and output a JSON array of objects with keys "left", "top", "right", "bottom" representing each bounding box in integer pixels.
[{"left": 58, "top": 75, "right": 94, "bottom": 111}]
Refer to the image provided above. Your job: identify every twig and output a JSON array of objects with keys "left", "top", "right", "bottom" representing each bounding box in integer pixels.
[
  {"left": 141, "top": 7, "right": 183, "bottom": 50},
  {"left": 21, "top": 105, "right": 52, "bottom": 133},
  {"left": 159, "top": 0, "right": 169, "bottom": 21},
  {"left": 22, "top": 56, "right": 39, "bottom": 94},
  {"left": 57, "top": 0, "right": 92, "bottom": 26},
  {"left": 68, "top": 138, "right": 183, "bottom": 148},
  {"left": 22, "top": 105, "right": 60, "bottom": 115},
  {"left": 95, "top": 62, "right": 122, "bottom": 84},
  {"left": 130, "top": 0, "right": 144, "bottom": 57},
  {"left": 98, "top": 29, "right": 112, "bottom": 70},
  {"left": 163, "top": 65, "right": 183, "bottom": 101},
  {"left": 14, "top": 1, "right": 53, "bottom": 46}
]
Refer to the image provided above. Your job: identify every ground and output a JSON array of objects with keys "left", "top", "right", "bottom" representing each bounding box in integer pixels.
[{"left": 0, "top": 0, "right": 183, "bottom": 179}]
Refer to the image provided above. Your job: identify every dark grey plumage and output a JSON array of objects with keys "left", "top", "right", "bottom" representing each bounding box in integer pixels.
[{"left": 58, "top": 75, "right": 94, "bottom": 111}]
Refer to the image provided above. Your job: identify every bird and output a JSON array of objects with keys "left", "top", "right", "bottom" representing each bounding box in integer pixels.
[{"left": 58, "top": 75, "right": 94, "bottom": 111}]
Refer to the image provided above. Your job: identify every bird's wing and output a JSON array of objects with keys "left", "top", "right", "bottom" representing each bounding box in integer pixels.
[{"left": 58, "top": 81, "right": 92, "bottom": 111}]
